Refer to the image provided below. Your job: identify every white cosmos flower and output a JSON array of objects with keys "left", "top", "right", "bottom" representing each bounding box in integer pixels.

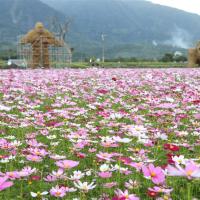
[
  {"left": 68, "top": 171, "right": 85, "bottom": 181},
  {"left": 178, "top": 131, "right": 188, "bottom": 136},
  {"left": 113, "top": 136, "right": 132, "bottom": 143},
  {"left": 165, "top": 97, "right": 175, "bottom": 102},
  {"left": 10, "top": 140, "right": 22, "bottom": 147},
  {"left": 30, "top": 191, "right": 48, "bottom": 197},
  {"left": 50, "top": 142, "right": 59, "bottom": 146},
  {"left": 110, "top": 113, "right": 123, "bottom": 119},
  {"left": 99, "top": 164, "right": 110, "bottom": 172},
  {"left": 130, "top": 125, "right": 147, "bottom": 133},
  {"left": 172, "top": 155, "right": 186, "bottom": 165},
  {"left": 155, "top": 132, "right": 168, "bottom": 140},
  {"left": 74, "top": 181, "right": 96, "bottom": 192},
  {"left": 192, "top": 132, "right": 200, "bottom": 136},
  {"left": 49, "top": 154, "right": 66, "bottom": 160},
  {"left": 0, "top": 159, "right": 9, "bottom": 163},
  {"left": 47, "top": 135, "right": 57, "bottom": 140},
  {"left": 85, "top": 170, "right": 92, "bottom": 176},
  {"left": 4, "top": 135, "right": 16, "bottom": 140},
  {"left": 138, "top": 138, "right": 149, "bottom": 144},
  {"left": 88, "top": 105, "right": 96, "bottom": 109},
  {"left": 8, "top": 155, "right": 16, "bottom": 160},
  {"left": 0, "top": 104, "right": 11, "bottom": 111}
]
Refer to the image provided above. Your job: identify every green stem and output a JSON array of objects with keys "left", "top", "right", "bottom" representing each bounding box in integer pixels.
[{"left": 187, "top": 182, "right": 191, "bottom": 200}]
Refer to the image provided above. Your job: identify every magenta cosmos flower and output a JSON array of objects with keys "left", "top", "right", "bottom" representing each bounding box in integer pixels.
[
  {"left": 0, "top": 176, "right": 13, "bottom": 191},
  {"left": 56, "top": 160, "right": 79, "bottom": 169},
  {"left": 142, "top": 164, "right": 165, "bottom": 185}
]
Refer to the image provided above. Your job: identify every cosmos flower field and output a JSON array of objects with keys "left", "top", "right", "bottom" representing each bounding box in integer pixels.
[{"left": 0, "top": 68, "right": 200, "bottom": 200}]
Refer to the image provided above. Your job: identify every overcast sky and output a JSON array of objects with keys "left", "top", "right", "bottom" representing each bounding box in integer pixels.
[{"left": 148, "top": 0, "right": 200, "bottom": 15}]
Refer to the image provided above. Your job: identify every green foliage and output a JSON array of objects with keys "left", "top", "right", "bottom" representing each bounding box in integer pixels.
[
  {"left": 0, "top": 49, "right": 17, "bottom": 60},
  {"left": 160, "top": 52, "right": 187, "bottom": 62},
  {"left": 0, "top": 60, "right": 6, "bottom": 67},
  {"left": 160, "top": 53, "right": 174, "bottom": 62},
  {"left": 174, "top": 55, "right": 187, "bottom": 62}
]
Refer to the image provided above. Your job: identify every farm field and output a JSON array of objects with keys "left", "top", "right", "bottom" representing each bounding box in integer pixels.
[
  {"left": 0, "top": 61, "right": 186, "bottom": 69},
  {"left": 0, "top": 68, "right": 200, "bottom": 200}
]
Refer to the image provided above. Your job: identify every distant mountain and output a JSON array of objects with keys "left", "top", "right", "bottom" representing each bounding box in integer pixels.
[
  {"left": 40, "top": 0, "right": 200, "bottom": 58},
  {"left": 0, "top": 0, "right": 63, "bottom": 43},
  {"left": 1, "top": 0, "right": 200, "bottom": 59}
]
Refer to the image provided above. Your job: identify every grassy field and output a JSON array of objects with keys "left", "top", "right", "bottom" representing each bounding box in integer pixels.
[
  {"left": 69, "top": 61, "right": 187, "bottom": 68},
  {"left": 0, "top": 68, "right": 200, "bottom": 199},
  {"left": 0, "top": 60, "right": 187, "bottom": 69},
  {"left": 0, "top": 60, "right": 6, "bottom": 66}
]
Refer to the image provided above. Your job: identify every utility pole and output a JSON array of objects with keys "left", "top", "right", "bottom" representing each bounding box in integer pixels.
[{"left": 101, "top": 34, "right": 106, "bottom": 63}]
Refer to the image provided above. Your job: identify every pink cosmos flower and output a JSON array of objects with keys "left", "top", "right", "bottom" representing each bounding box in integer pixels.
[
  {"left": 194, "top": 113, "right": 200, "bottom": 119},
  {"left": 27, "top": 147, "right": 48, "bottom": 157},
  {"left": 101, "top": 141, "right": 118, "bottom": 148},
  {"left": 49, "top": 154, "right": 66, "bottom": 160},
  {"left": 44, "top": 175, "right": 57, "bottom": 182},
  {"left": 129, "top": 162, "right": 143, "bottom": 171},
  {"left": 26, "top": 155, "right": 43, "bottom": 162},
  {"left": 98, "top": 171, "right": 112, "bottom": 178},
  {"left": 167, "top": 161, "right": 200, "bottom": 179},
  {"left": 103, "top": 182, "right": 117, "bottom": 188},
  {"left": 88, "top": 148, "right": 97, "bottom": 153},
  {"left": 148, "top": 186, "right": 173, "bottom": 195},
  {"left": 0, "top": 176, "right": 13, "bottom": 191},
  {"left": 26, "top": 139, "right": 46, "bottom": 147},
  {"left": 56, "top": 160, "right": 79, "bottom": 169},
  {"left": 1, "top": 171, "right": 20, "bottom": 180},
  {"left": 49, "top": 168, "right": 66, "bottom": 180},
  {"left": 142, "top": 164, "right": 165, "bottom": 185},
  {"left": 50, "top": 185, "right": 66, "bottom": 198},
  {"left": 19, "top": 166, "right": 37, "bottom": 177},
  {"left": 114, "top": 189, "right": 140, "bottom": 200},
  {"left": 96, "top": 152, "right": 114, "bottom": 161}
]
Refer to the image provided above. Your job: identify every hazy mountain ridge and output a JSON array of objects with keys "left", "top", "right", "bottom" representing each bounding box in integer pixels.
[
  {"left": 1, "top": 0, "right": 200, "bottom": 58},
  {"left": 0, "top": 0, "right": 64, "bottom": 42},
  {"left": 41, "top": 0, "right": 200, "bottom": 47}
]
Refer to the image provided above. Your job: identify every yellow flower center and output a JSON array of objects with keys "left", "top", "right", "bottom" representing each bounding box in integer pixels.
[
  {"left": 55, "top": 191, "right": 61, "bottom": 196},
  {"left": 186, "top": 170, "right": 193, "bottom": 176},
  {"left": 83, "top": 185, "right": 88, "bottom": 191},
  {"left": 35, "top": 151, "right": 40, "bottom": 155},
  {"left": 164, "top": 195, "right": 169, "bottom": 200},
  {"left": 125, "top": 194, "right": 129, "bottom": 198},
  {"left": 9, "top": 172, "right": 14, "bottom": 177},
  {"left": 151, "top": 172, "right": 156, "bottom": 177},
  {"left": 64, "top": 163, "right": 70, "bottom": 168},
  {"left": 37, "top": 192, "right": 41, "bottom": 196}
]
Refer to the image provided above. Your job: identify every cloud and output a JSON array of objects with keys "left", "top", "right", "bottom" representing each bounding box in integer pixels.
[
  {"left": 148, "top": 0, "right": 200, "bottom": 15},
  {"left": 163, "top": 26, "right": 192, "bottom": 49}
]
